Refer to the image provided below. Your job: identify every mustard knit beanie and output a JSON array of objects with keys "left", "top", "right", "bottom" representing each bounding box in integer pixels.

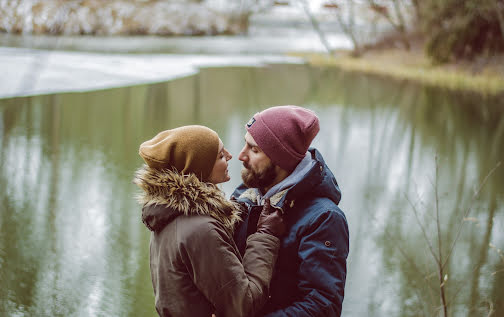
[{"left": 139, "top": 125, "right": 220, "bottom": 180}]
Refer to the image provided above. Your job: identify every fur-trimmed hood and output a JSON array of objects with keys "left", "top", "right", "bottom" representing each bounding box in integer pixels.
[{"left": 134, "top": 165, "right": 241, "bottom": 232}]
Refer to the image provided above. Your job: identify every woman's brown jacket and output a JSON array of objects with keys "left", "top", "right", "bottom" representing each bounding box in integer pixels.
[{"left": 134, "top": 166, "right": 280, "bottom": 317}]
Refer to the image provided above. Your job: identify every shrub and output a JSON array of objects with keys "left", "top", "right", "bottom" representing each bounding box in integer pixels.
[{"left": 421, "top": 0, "right": 504, "bottom": 63}]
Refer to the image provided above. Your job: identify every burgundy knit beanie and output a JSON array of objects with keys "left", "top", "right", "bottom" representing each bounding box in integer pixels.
[{"left": 246, "top": 105, "right": 320, "bottom": 172}]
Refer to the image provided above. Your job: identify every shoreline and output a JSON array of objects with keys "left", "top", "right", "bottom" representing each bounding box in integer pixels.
[
  {"left": 296, "top": 49, "right": 504, "bottom": 97},
  {"left": 2, "top": 45, "right": 503, "bottom": 100}
]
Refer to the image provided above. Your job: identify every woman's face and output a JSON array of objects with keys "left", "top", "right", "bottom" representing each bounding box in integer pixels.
[{"left": 207, "top": 139, "right": 232, "bottom": 184}]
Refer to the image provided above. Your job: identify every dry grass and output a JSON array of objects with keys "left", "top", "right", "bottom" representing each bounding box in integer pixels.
[{"left": 294, "top": 48, "right": 504, "bottom": 96}]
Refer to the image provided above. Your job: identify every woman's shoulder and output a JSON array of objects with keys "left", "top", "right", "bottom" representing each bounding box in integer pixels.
[{"left": 176, "top": 215, "right": 231, "bottom": 241}]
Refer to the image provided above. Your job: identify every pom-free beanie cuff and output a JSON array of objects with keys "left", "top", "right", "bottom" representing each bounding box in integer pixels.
[
  {"left": 139, "top": 125, "right": 219, "bottom": 180},
  {"left": 246, "top": 106, "right": 319, "bottom": 172}
]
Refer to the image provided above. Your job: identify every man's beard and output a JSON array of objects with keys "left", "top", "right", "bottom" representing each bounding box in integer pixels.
[{"left": 241, "top": 161, "right": 277, "bottom": 191}]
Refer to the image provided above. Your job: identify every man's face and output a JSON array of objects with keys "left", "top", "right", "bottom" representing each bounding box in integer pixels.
[{"left": 238, "top": 132, "right": 277, "bottom": 190}]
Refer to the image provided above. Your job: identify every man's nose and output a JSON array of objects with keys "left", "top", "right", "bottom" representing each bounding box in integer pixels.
[{"left": 238, "top": 147, "right": 247, "bottom": 162}]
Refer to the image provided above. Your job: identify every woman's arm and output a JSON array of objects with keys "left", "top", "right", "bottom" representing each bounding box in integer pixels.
[{"left": 181, "top": 223, "right": 280, "bottom": 317}]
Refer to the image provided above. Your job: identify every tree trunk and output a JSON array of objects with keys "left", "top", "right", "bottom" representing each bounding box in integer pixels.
[{"left": 300, "top": 0, "right": 333, "bottom": 54}]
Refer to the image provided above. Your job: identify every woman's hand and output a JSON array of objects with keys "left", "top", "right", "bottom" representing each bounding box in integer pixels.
[{"left": 257, "top": 198, "right": 286, "bottom": 237}]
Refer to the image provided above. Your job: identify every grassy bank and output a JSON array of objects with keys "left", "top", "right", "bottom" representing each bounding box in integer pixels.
[{"left": 295, "top": 48, "right": 504, "bottom": 97}]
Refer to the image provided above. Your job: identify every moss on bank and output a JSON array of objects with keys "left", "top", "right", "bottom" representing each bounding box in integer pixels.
[{"left": 294, "top": 49, "right": 504, "bottom": 97}]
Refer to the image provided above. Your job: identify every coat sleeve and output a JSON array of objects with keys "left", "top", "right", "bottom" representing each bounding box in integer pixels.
[
  {"left": 265, "top": 209, "right": 349, "bottom": 317},
  {"left": 181, "top": 223, "right": 280, "bottom": 317}
]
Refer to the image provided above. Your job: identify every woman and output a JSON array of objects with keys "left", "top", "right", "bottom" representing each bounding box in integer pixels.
[{"left": 134, "top": 125, "right": 285, "bottom": 317}]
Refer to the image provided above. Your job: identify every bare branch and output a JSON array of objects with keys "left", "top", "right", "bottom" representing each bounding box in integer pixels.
[
  {"left": 299, "top": 0, "right": 333, "bottom": 54},
  {"left": 367, "top": 0, "right": 410, "bottom": 49},
  {"left": 391, "top": 0, "right": 407, "bottom": 32},
  {"left": 368, "top": 0, "right": 399, "bottom": 29},
  {"left": 434, "top": 156, "right": 448, "bottom": 317},
  {"left": 442, "top": 161, "right": 502, "bottom": 270},
  {"left": 383, "top": 227, "right": 432, "bottom": 287},
  {"left": 492, "top": 0, "right": 504, "bottom": 43},
  {"left": 405, "top": 194, "right": 440, "bottom": 264}
]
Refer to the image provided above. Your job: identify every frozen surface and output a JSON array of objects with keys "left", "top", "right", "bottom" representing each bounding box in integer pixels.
[{"left": 0, "top": 47, "right": 304, "bottom": 98}]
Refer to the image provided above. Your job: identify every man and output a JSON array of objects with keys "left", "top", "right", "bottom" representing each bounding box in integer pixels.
[{"left": 232, "top": 105, "right": 349, "bottom": 316}]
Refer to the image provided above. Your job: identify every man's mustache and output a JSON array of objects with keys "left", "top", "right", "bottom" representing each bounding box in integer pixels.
[{"left": 242, "top": 162, "right": 251, "bottom": 169}]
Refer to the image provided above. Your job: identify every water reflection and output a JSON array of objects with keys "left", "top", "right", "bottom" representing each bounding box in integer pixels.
[{"left": 0, "top": 65, "right": 503, "bottom": 316}]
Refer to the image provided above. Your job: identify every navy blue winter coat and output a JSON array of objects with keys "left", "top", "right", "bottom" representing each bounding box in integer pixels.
[{"left": 232, "top": 148, "right": 349, "bottom": 316}]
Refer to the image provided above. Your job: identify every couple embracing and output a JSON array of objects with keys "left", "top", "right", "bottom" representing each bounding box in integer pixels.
[{"left": 134, "top": 105, "right": 349, "bottom": 317}]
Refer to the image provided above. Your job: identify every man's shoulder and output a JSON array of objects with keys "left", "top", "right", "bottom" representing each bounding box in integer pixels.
[
  {"left": 293, "top": 196, "right": 347, "bottom": 233},
  {"left": 298, "top": 195, "right": 342, "bottom": 213}
]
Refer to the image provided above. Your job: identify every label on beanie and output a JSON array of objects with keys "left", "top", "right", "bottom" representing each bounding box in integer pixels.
[{"left": 247, "top": 117, "right": 256, "bottom": 128}]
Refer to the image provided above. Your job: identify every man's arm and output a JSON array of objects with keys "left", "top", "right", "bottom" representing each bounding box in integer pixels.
[{"left": 265, "top": 209, "right": 349, "bottom": 317}]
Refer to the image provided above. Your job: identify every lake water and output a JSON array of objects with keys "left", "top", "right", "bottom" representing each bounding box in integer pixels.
[{"left": 1, "top": 64, "right": 503, "bottom": 316}]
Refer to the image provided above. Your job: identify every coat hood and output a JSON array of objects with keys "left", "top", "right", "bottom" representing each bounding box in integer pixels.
[{"left": 134, "top": 165, "right": 241, "bottom": 232}]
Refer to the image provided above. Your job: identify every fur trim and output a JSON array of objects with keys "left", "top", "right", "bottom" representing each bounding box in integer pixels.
[
  {"left": 239, "top": 188, "right": 259, "bottom": 204},
  {"left": 133, "top": 165, "right": 241, "bottom": 231},
  {"left": 270, "top": 189, "right": 288, "bottom": 206},
  {"left": 238, "top": 188, "right": 288, "bottom": 208}
]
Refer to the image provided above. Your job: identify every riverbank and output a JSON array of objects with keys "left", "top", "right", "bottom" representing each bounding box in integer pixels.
[{"left": 297, "top": 48, "right": 504, "bottom": 97}]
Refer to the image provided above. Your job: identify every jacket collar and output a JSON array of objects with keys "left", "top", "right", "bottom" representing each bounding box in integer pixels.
[
  {"left": 234, "top": 148, "right": 341, "bottom": 211},
  {"left": 134, "top": 165, "right": 241, "bottom": 232},
  {"left": 237, "top": 188, "right": 289, "bottom": 208}
]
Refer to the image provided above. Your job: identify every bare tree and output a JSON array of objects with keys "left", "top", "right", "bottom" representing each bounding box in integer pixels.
[
  {"left": 404, "top": 158, "right": 501, "bottom": 317},
  {"left": 223, "top": 0, "right": 276, "bottom": 34},
  {"left": 299, "top": 0, "right": 334, "bottom": 54},
  {"left": 367, "top": 0, "right": 411, "bottom": 49},
  {"left": 321, "top": 0, "right": 363, "bottom": 56}
]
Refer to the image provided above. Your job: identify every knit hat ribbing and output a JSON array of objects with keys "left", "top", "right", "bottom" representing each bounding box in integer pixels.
[
  {"left": 246, "top": 105, "right": 319, "bottom": 172},
  {"left": 139, "top": 125, "right": 219, "bottom": 181}
]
